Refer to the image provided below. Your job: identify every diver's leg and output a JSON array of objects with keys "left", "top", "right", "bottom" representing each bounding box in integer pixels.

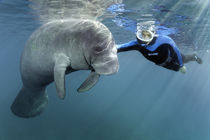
[{"left": 181, "top": 53, "right": 202, "bottom": 64}]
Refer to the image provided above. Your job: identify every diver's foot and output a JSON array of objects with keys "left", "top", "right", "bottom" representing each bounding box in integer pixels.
[{"left": 194, "top": 55, "right": 202, "bottom": 64}]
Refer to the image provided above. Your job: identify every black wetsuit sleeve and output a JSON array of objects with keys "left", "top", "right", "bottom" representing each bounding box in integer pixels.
[{"left": 117, "top": 44, "right": 139, "bottom": 53}]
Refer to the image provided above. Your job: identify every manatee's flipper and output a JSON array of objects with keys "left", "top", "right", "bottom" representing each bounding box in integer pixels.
[
  {"left": 11, "top": 86, "right": 48, "bottom": 118},
  {"left": 54, "top": 53, "right": 71, "bottom": 99},
  {"left": 77, "top": 71, "right": 100, "bottom": 92}
]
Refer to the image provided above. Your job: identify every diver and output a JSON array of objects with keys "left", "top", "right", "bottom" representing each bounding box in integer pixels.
[{"left": 117, "top": 29, "right": 202, "bottom": 73}]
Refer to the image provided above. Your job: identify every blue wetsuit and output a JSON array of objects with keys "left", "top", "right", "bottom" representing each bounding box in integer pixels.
[{"left": 117, "top": 35, "right": 183, "bottom": 71}]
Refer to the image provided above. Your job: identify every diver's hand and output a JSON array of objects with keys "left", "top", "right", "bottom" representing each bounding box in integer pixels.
[{"left": 179, "top": 66, "right": 187, "bottom": 74}]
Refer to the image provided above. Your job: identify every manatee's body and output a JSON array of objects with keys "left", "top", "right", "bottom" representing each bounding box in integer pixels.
[{"left": 11, "top": 19, "right": 119, "bottom": 118}]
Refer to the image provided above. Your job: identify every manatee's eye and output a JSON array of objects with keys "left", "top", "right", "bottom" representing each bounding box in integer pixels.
[{"left": 92, "top": 46, "right": 105, "bottom": 53}]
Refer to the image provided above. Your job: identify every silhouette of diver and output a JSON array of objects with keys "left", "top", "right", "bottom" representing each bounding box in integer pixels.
[{"left": 117, "top": 30, "right": 202, "bottom": 73}]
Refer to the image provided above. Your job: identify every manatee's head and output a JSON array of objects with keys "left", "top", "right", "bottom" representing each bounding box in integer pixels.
[
  {"left": 80, "top": 20, "right": 119, "bottom": 75},
  {"left": 90, "top": 36, "right": 119, "bottom": 75}
]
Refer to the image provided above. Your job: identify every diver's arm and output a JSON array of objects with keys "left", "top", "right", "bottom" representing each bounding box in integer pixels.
[
  {"left": 162, "top": 62, "right": 180, "bottom": 71},
  {"left": 170, "top": 44, "right": 187, "bottom": 73},
  {"left": 169, "top": 41, "right": 184, "bottom": 67},
  {"left": 154, "top": 44, "right": 181, "bottom": 71},
  {"left": 166, "top": 45, "right": 184, "bottom": 71},
  {"left": 117, "top": 40, "right": 139, "bottom": 53}
]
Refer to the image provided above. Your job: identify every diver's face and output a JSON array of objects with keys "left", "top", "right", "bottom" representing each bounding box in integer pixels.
[{"left": 142, "top": 31, "right": 151, "bottom": 39}]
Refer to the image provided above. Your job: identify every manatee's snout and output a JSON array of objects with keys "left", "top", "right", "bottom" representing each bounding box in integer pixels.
[
  {"left": 90, "top": 35, "right": 119, "bottom": 75},
  {"left": 92, "top": 54, "right": 119, "bottom": 75}
]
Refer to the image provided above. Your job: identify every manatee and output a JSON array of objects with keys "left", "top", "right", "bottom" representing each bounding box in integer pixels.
[{"left": 11, "top": 19, "right": 119, "bottom": 118}]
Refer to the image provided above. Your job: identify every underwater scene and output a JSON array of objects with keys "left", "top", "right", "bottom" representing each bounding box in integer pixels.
[{"left": 0, "top": 0, "right": 210, "bottom": 139}]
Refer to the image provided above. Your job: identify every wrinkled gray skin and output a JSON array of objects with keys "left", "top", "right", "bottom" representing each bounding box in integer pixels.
[{"left": 11, "top": 19, "right": 119, "bottom": 118}]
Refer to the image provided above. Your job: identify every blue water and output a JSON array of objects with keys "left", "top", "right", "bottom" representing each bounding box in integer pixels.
[{"left": 1, "top": 0, "right": 210, "bottom": 140}]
